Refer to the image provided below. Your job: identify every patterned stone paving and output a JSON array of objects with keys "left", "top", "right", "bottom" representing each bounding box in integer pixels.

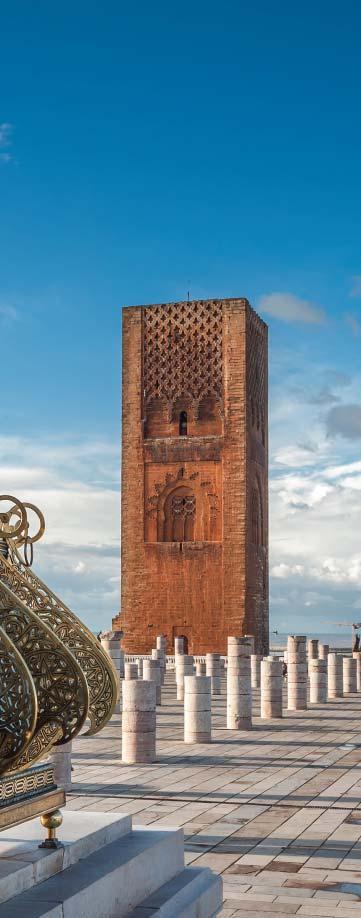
[{"left": 69, "top": 674, "right": 361, "bottom": 916}]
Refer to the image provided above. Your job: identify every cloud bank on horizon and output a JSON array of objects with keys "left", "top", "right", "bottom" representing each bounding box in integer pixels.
[
  {"left": 0, "top": 435, "right": 119, "bottom": 632},
  {"left": 263, "top": 288, "right": 361, "bottom": 634}
]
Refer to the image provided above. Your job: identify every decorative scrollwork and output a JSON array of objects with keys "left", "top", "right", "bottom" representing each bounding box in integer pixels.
[
  {"left": 0, "top": 581, "right": 89, "bottom": 746},
  {"left": 0, "top": 495, "right": 118, "bottom": 777},
  {"left": 7, "top": 721, "right": 63, "bottom": 774},
  {"left": 0, "top": 626, "right": 37, "bottom": 777},
  {"left": 0, "top": 546, "right": 117, "bottom": 735}
]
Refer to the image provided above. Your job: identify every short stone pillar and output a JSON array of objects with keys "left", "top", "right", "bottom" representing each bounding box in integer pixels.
[
  {"left": 156, "top": 636, "right": 167, "bottom": 679},
  {"left": 184, "top": 675, "right": 211, "bottom": 743},
  {"left": 50, "top": 740, "right": 72, "bottom": 791},
  {"left": 309, "top": 659, "right": 327, "bottom": 704},
  {"left": 287, "top": 635, "right": 307, "bottom": 711},
  {"left": 124, "top": 662, "right": 138, "bottom": 680},
  {"left": 174, "top": 636, "right": 185, "bottom": 657},
  {"left": 352, "top": 651, "right": 361, "bottom": 691},
  {"left": 319, "top": 643, "right": 329, "bottom": 661},
  {"left": 152, "top": 648, "right": 165, "bottom": 685},
  {"left": 136, "top": 658, "right": 143, "bottom": 678},
  {"left": 251, "top": 654, "right": 262, "bottom": 689},
  {"left": 122, "top": 680, "right": 156, "bottom": 764},
  {"left": 307, "top": 638, "right": 319, "bottom": 660},
  {"left": 156, "top": 634, "right": 166, "bottom": 653},
  {"left": 176, "top": 654, "right": 194, "bottom": 701},
  {"left": 261, "top": 658, "right": 282, "bottom": 719},
  {"left": 206, "top": 653, "right": 221, "bottom": 695},
  {"left": 196, "top": 661, "right": 206, "bottom": 675},
  {"left": 143, "top": 658, "right": 162, "bottom": 704},
  {"left": 328, "top": 653, "right": 343, "bottom": 698},
  {"left": 227, "top": 637, "right": 252, "bottom": 730},
  {"left": 100, "top": 631, "right": 124, "bottom": 713},
  {"left": 343, "top": 657, "right": 357, "bottom": 694}
]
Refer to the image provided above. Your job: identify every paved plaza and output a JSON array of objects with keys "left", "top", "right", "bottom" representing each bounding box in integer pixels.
[{"left": 69, "top": 673, "right": 361, "bottom": 917}]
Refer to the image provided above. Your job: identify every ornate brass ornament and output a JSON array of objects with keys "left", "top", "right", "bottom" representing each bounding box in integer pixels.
[
  {"left": 0, "top": 496, "right": 118, "bottom": 779},
  {"left": 0, "top": 626, "right": 37, "bottom": 776}
]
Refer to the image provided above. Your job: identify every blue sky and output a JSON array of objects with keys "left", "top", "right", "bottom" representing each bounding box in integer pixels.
[{"left": 1, "top": 2, "right": 361, "bottom": 632}]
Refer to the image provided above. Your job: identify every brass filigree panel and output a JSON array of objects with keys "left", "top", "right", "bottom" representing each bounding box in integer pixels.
[
  {"left": 0, "top": 495, "right": 118, "bottom": 778},
  {"left": 0, "top": 627, "right": 37, "bottom": 777},
  {"left": 0, "top": 581, "right": 88, "bottom": 746},
  {"left": 0, "top": 550, "right": 117, "bottom": 735}
]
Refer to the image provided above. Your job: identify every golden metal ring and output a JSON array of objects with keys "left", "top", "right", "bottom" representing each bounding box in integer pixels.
[
  {"left": 0, "top": 496, "right": 27, "bottom": 539},
  {"left": 19, "top": 503, "right": 45, "bottom": 545}
]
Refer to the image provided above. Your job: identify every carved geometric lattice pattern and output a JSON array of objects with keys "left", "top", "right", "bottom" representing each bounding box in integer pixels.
[
  {"left": 0, "top": 626, "right": 36, "bottom": 775},
  {"left": 0, "top": 547, "right": 117, "bottom": 737},
  {"left": 248, "top": 313, "right": 266, "bottom": 444},
  {"left": 143, "top": 300, "right": 223, "bottom": 414},
  {"left": 0, "top": 581, "right": 88, "bottom": 747}
]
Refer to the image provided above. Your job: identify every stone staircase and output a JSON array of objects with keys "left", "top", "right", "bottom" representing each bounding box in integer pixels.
[{"left": 0, "top": 811, "right": 222, "bottom": 917}]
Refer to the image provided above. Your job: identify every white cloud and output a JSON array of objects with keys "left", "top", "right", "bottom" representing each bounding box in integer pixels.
[
  {"left": 258, "top": 292, "right": 326, "bottom": 324},
  {"left": 273, "top": 445, "right": 321, "bottom": 469},
  {"left": 271, "top": 563, "right": 304, "bottom": 578},
  {"left": 73, "top": 561, "right": 86, "bottom": 574},
  {"left": 0, "top": 434, "right": 119, "bottom": 631},
  {"left": 324, "top": 459, "right": 361, "bottom": 479}
]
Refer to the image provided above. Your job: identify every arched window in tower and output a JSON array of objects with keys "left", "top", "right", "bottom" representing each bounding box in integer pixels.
[
  {"left": 251, "top": 482, "right": 263, "bottom": 547},
  {"left": 179, "top": 410, "right": 187, "bottom": 436},
  {"left": 163, "top": 486, "right": 196, "bottom": 541}
]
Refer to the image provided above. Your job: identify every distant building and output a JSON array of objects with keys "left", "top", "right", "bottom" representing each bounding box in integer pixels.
[{"left": 121, "top": 297, "right": 268, "bottom": 655}]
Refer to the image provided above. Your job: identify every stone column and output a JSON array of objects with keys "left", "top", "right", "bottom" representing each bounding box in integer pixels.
[
  {"left": 309, "top": 659, "right": 327, "bottom": 704},
  {"left": 352, "top": 651, "right": 361, "bottom": 691},
  {"left": 50, "top": 741, "right": 72, "bottom": 791},
  {"left": 174, "top": 636, "right": 185, "bottom": 657},
  {"left": 143, "top": 658, "right": 162, "bottom": 704},
  {"left": 319, "top": 643, "right": 329, "bottom": 662},
  {"left": 251, "top": 654, "right": 262, "bottom": 689},
  {"left": 100, "top": 631, "right": 124, "bottom": 713},
  {"left": 307, "top": 638, "right": 319, "bottom": 661},
  {"left": 136, "top": 658, "right": 143, "bottom": 678},
  {"left": 343, "top": 657, "right": 357, "bottom": 694},
  {"left": 206, "top": 653, "right": 221, "bottom": 695},
  {"left": 184, "top": 675, "right": 211, "bottom": 743},
  {"left": 176, "top": 654, "right": 194, "bottom": 701},
  {"left": 124, "top": 662, "right": 138, "bottom": 680},
  {"left": 122, "top": 680, "right": 156, "bottom": 764},
  {"left": 261, "top": 658, "right": 282, "bottom": 719},
  {"left": 156, "top": 636, "right": 167, "bottom": 680},
  {"left": 152, "top": 648, "right": 165, "bottom": 685},
  {"left": 196, "top": 661, "right": 206, "bottom": 676},
  {"left": 328, "top": 653, "right": 343, "bottom": 699},
  {"left": 287, "top": 635, "right": 307, "bottom": 711},
  {"left": 226, "top": 637, "right": 252, "bottom": 730}
]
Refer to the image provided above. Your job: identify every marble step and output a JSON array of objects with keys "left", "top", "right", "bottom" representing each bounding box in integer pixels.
[
  {"left": 0, "top": 826, "right": 185, "bottom": 918},
  {"left": 0, "top": 811, "right": 132, "bottom": 905},
  {"left": 130, "top": 864, "right": 222, "bottom": 916}
]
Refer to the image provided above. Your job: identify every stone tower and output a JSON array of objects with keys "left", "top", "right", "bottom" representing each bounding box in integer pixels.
[{"left": 121, "top": 297, "right": 268, "bottom": 655}]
